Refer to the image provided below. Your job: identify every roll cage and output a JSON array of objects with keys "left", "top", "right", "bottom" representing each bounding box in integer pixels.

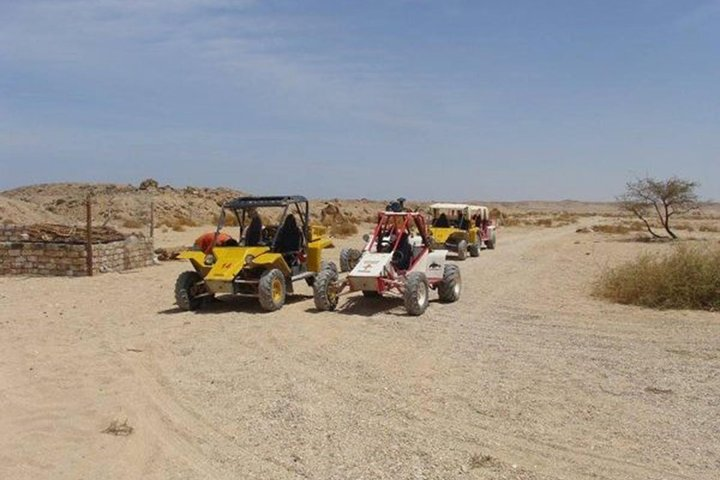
[{"left": 215, "top": 195, "right": 310, "bottom": 251}]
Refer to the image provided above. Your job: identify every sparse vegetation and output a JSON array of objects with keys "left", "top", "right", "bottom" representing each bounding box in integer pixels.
[
  {"left": 121, "top": 218, "right": 144, "bottom": 229},
  {"left": 330, "top": 220, "right": 359, "bottom": 237},
  {"left": 590, "top": 221, "right": 646, "bottom": 235},
  {"left": 164, "top": 216, "right": 198, "bottom": 232},
  {"left": 618, "top": 176, "right": 700, "bottom": 239},
  {"left": 502, "top": 212, "right": 578, "bottom": 228},
  {"left": 102, "top": 419, "right": 134, "bottom": 436},
  {"left": 595, "top": 245, "right": 720, "bottom": 310},
  {"left": 699, "top": 224, "right": 720, "bottom": 233}
]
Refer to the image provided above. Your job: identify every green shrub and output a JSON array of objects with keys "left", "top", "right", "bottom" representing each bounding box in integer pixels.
[{"left": 594, "top": 245, "right": 720, "bottom": 310}]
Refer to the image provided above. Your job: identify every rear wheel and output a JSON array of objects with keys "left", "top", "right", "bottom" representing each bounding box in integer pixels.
[
  {"left": 438, "top": 264, "right": 461, "bottom": 303},
  {"left": 456, "top": 240, "right": 468, "bottom": 260},
  {"left": 468, "top": 242, "right": 480, "bottom": 257},
  {"left": 313, "top": 268, "right": 339, "bottom": 311},
  {"left": 339, "top": 248, "right": 362, "bottom": 272},
  {"left": 404, "top": 272, "right": 429, "bottom": 316},
  {"left": 175, "top": 271, "right": 207, "bottom": 311},
  {"left": 258, "top": 269, "right": 286, "bottom": 311}
]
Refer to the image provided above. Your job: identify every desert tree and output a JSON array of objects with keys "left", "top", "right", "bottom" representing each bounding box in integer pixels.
[{"left": 617, "top": 176, "right": 700, "bottom": 239}]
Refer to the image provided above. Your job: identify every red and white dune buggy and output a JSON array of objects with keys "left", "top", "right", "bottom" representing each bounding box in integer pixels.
[{"left": 313, "top": 211, "right": 461, "bottom": 316}]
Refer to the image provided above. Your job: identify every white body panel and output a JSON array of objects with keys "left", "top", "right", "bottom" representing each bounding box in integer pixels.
[
  {"left": 413, "top": 250, "right": 447, "bottom": 280},
  {"left": 348, "top": 253, "right": 391, "bottom": 291}
]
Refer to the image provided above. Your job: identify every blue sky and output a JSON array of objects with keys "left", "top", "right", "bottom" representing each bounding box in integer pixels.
[{"left": 0, "top": 0, "right": 718, "bottom": 200}]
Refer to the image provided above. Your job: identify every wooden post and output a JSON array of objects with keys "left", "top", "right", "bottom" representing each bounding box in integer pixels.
[
  {"left": 86, "top": 194, "right": 93, "bottom": 276},
  {"left": 149, "top": 199, "right": 155, "bottom": 239}
]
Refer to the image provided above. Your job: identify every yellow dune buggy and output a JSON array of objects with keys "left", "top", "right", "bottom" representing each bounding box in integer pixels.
[
  {"left": 428, "top": 203, "right": 495, "bottom": 259},
  {"left": 175, "top": 196, "right": 334, "bottom": 312}
]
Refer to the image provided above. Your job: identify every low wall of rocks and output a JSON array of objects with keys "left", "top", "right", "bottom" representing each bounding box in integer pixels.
[{"left": 0, "top": 225, "right": 154, "bottom": 276}]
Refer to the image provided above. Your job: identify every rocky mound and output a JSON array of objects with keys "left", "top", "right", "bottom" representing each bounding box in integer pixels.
[
  {"left": 1, "top": 181, "right": 246, "bottom": 228},
  {"left": 0, "top": 196, "right": 68, "bottom": 225}
]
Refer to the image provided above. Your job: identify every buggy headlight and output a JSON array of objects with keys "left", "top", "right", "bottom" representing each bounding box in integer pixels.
[
  {"left": 204, "top": 254, "right": 216, "bottom": 265},
  {"left": 244, "top": 254, "right": 255, "bottom": 266}
]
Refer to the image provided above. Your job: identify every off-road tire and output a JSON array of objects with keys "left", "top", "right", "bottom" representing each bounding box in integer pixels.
[
  {"left": 175, "top": 271, "right": 205, "bottom": 311},
  {"left": 468, "top": 242, "right": 480, "bottom": 257},
  {"left": 258, "top": 269, "right": 287, "bottom": 311},
  {"left": 321, "top": 260, "right": 338, "bottom": 274},
  {"left": 438, "top": 264, "right": 461, "bottom": 303},
  {"left": 486, "top": 230, "right": 496, "bottom": 250},
  {"left": 313, "top": 268, "right": 339, "bottom": 311},
  {"left": 339, "top": 248, "right": 362, "bottom": 273},
  {"left": 306, "top": 261, "right": 337, "bottom": 287},
  {"left": 404, "top": 272, "right": 429, "bottom": 316},
  {"left": 362, "top": 290, "right": 381, "bottom": 298},
  {"left": 456, "top": 240, "right": 468, "bottom": 260}
]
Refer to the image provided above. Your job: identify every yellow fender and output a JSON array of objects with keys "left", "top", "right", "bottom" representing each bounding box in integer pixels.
[
  {"left": 204, "top": 247, "right": 273, "bottom": 281},
  {"left": 178, "top": 250, "right": 210, "bottom": 274},
  {"left": 307, "top": 238, "right": 334, "bottom": 272},
  {"left": 247, "top": 252, "right": 291, "bottom": 277}
]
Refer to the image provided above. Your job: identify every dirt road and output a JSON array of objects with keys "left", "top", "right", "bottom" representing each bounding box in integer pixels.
[{"left": 1, "top": 222, "right": 718, "bottom": 479}]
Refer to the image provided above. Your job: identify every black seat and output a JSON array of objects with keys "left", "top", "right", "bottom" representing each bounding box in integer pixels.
[
  {"left": 457, "top": 213, "right": 468, "bottom": 230},
  {"left": 391, "top": 233, "right": 412, "bottom": 271},
  {"left": 434, "top": 213, "right": 449, "bottom": 228},
  {"left": 245, "top": 215, "right": 262, "bottom": 246},
  {"left": 274, "top": 214, "right": 303, "bottom": 255}
]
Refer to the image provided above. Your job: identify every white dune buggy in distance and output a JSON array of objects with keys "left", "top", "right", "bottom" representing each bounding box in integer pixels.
[{"left": 313, "top": 211, "right": 461, "bottom": 316}]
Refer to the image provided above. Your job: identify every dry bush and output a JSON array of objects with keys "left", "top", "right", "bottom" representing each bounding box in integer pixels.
[
  {"left": 592, "top": 224, "right": 632, "bottom": 234},
  {"left": 554, "top": 212, "right": 578, "bottom": 224},
  {"left": 594, "top": 245, "right": 720, "bottom": 310},
  {"left": 591, "top": 221, "right": 651, "bottom": 235},
  {"left": 331, "top": 220, "right": 359, "bottom": 238},
  {"left": 102, "top": 419, "right": 134, "bottom": 436},
  {"left": 212, "top": 213, "right": 239, "bottom": 226},
  {"left": 699, "top": 224, "right": 720, "bottom": 233},
  {"left": 625, "top": 221, "right": 647, "bottom": 231},
  {"left": 673, "top": 222, "right": 696, "bottom": 232},
  {"left": 122, "top": 218, "right": 144, "bottom": 229},
  {"left": 164, "top": 216, "right": 198, "bottom": 231},
  {"left": 533, "top": 218, "right": 553, "bottom": 227}
]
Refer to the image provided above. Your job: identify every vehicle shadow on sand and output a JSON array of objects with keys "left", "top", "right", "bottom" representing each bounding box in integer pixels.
[
  {"left": 305, "top": 295, "right": 435, "bottom": 317},
  {"left": 158, "top": 294, "right": 314, "bottom": 315}
]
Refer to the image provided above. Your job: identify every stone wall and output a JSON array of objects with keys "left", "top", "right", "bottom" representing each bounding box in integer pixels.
[{"left": 0, "top": 225, "right": 154, "bottom": 276}]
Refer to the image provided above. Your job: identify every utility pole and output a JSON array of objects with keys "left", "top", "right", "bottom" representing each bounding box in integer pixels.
[{"left": 85, "top": 194, "right": 93, "bottom": 276}]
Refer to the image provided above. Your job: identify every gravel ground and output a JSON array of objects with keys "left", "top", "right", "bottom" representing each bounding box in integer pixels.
[{"left": 1, "top": 220, "right": 718, "bottom": 479}]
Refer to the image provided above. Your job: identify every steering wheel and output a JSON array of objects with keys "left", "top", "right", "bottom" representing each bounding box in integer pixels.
[{"left": 261, "top": 226, "right": 276, "bottom": 245}]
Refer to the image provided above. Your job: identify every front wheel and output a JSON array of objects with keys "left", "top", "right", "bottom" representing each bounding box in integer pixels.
[
  {"left": 258, "top": 269, "right": 287, "bottom": 311},
  {"left": 438, "top": 264, "right": 461, "bottom": 303},
  {"left": 313, "top": 268, "right": 339, "bottom": 311},
  {"left": 486, "top": 230, "right": 496, "bottom": 250},
  {"left": 404, "top": 272, "right": 429, "bottom": 316},
  {"left": 468, "top": 242, "right": 480, "bottom": 257},
  {"left": 175, "top": 271, "right": 207, "bottom": 311}
]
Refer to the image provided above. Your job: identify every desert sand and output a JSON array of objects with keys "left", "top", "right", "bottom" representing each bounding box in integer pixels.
[{"left": 1, "top": 215, "right": 719, "bottom": 480}]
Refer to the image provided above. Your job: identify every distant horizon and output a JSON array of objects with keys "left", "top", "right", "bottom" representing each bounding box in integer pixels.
[
  {"left": 1, "top": 1, "right": 718, "bottom": 201},
  {"left": 3, "top": 179, "right": 719, "bottom": 206}
]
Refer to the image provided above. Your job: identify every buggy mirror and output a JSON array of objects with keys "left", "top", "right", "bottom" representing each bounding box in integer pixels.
[{"left": 362, "top": 233, "right": 370, "bottom": 243}]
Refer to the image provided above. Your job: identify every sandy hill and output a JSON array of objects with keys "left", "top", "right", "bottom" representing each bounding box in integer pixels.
[
  {"left": 1, "top": 181, "right": 246, "bottom": 227},
  {"left": 0, "top": 196, "right": 68, "bottom": 225}
]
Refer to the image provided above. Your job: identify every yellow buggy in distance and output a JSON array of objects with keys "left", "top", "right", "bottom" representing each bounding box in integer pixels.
[
  {"left": 428, "top": 203, "right": 495, "bottom": 260},
  {"left": 175, "top": 196, "right": 335, "bottom": 312}
]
